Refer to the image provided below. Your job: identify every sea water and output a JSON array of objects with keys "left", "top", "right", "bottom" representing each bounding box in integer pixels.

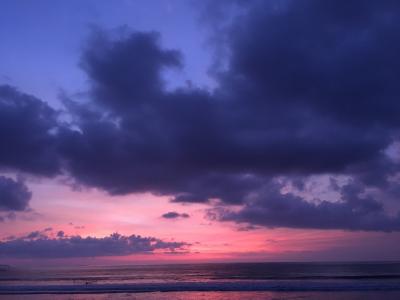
[{"left": 1, "top": 262, "right": 400, "bottom": 299}]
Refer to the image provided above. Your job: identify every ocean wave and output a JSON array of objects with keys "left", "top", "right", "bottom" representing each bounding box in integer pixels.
[
  {"left": 1, "top": 280, "right": 400, "bottom": 294},
  {"left": 2, "top": 274, "right": 400, "bottom": 282}
]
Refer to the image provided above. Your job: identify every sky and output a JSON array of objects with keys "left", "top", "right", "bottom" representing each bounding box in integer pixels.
[{"left": 1, "top": 0, "right": 400, "bottom": 266}]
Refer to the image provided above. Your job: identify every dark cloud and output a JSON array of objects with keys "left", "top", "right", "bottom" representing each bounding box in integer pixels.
[
  {"left": 211, "top": 180, "right": 400, "bottom": 232},
  {"left": 0, "top": 232, "right": 187, "bottom": 259},
  {"left": 58, "top": 0, "right": 400, "bottom": 200},
  {"left": 1, "top": 1, "right": 400, "bottom": 231},
  {"left": 225, "top": 0, "right": 400, "bottom": 126},
  {"left": 162, "top": 212, "right": 190, "bottom": 219},
  {"left": 0, "top": 176, "right": 31, "bottom": 211},
  {"left": 0, "top": 85, "right": 60, "bottom": 176},
  {"left": 80, "top": 29, "right": 182, "bottom": 113}
]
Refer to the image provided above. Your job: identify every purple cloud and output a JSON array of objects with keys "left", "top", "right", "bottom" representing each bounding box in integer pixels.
[
  {"left": 0, "top": 232, "right": 188, "bottom": 259},
  {"left": 162, "top": 212, "right": 190, "bottom": 219}
]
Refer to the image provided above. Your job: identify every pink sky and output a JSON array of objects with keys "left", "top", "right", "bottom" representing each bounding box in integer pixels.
[
  {"left": 2, "top": 177, "right": 400, "bottom": 266},
  {"left": 2, "top": 0, "right": 400, "bottom": 266}
]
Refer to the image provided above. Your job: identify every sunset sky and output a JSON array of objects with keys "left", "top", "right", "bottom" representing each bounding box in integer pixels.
[{"left": 1, "top": 0, "right": 400, "bottom": 266}]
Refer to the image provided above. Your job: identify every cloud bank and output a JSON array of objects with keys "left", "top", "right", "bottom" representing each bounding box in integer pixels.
[
  {"left": 0, "top": 231, "right": 187, "bottom": 259},
  {"left": 211, "top": 180, "right": 400, "bottom": 232},
  {"left": 1, "top": 0, "right": 400, "bottom": 231}
]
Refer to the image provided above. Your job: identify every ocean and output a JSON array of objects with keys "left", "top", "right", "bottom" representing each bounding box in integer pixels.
[{"left": 1, "top": 262, "right": 400, "bottom": 299}]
